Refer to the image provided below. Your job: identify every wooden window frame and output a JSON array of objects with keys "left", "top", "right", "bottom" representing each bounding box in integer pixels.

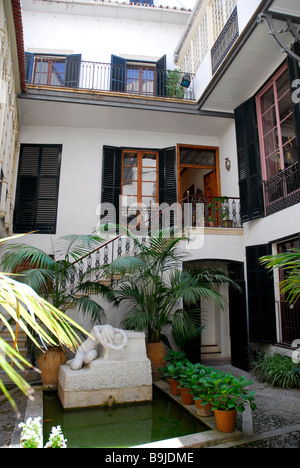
[
  {"left": 256, "top": 64, "right": 296, "bottom": 181},
  {"left": 176, "top": 144, "right": 221, "bottom": 200},
  {"left": 121, "top": 149, "right": 159, "bottom": 228}
]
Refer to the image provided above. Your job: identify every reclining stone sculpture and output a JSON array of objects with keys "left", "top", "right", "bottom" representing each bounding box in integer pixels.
[{"left": 67, "top": 324, "right": 128, "bottom": 370}]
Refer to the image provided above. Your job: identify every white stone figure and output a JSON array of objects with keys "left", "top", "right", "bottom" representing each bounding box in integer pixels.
[{"left": 67, "top": 324, "right": 128, "bottom": 370}]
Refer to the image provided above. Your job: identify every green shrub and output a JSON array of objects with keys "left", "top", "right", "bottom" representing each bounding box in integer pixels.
[{"left": 252, "top": 352, "right": 300, "bottom": 389}]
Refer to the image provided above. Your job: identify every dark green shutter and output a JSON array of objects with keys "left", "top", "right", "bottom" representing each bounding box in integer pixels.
[
  {"left": 287, "top": 42, "right": 300, "bottom": 167},
  {"left": 234, "top": 97, "right": 264, "bottom": 222},
  {"left": 14, "top": 145, "right": 61, "bottom": 234},
  {"left": 246, "top": 244, "right": 276, "bottom": 343},
  {"left": 101, "top": 146, "right": 122, "bottom": 227},
  {"left": 156, "top": 55, "right": 167, "bottom": 97},
  {"left": 158, "top": 147, "right": 177, "bottom": 228},
  {"left": 25, "top": 52, "right": 34, "bottom": 83},
  {"left": 110, "top": 55, "right": 127, "bottom": 92},
  {"left": 64, "top": 54, "right": 81, "bottom": 88}
]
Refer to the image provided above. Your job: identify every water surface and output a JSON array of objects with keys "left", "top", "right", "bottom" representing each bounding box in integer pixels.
[{"left": 43, "top": 387, "right": 207, "bottom": 448}]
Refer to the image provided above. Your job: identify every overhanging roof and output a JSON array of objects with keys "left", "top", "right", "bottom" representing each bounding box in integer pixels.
[{"left": 198, "top": 0, "right": 300, "bottom": 114}]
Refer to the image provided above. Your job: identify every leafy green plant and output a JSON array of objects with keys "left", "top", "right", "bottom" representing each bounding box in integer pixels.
[
  {"left": 198, "top": 371, "right": 256, "bottom": 412},
  {"left": 166, "top": 69, "right": 185, "bottom": 99},
  {"left": 260, "top": 249, "right": 300, "bottom": 304},
  {"left": 0, "top": 235, "right": 88, "bottom": 412},
  {"left": 159, "top": 359, "right": 188, "bottom": 381},
  {"left": 1, "top": 234, "right": 110, "bottom": 323},
  {"left": 104, "top": 230, "right": 236, "bottom": 348},
  {"left": 252, "top": 352, "right": 300, "bottom": 389}
]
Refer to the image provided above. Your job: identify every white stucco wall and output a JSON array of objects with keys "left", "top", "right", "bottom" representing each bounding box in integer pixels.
[{"left": 21, "top": 0, "right": 191, "bottom": 69}]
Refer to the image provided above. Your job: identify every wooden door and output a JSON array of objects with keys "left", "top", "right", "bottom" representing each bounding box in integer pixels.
[{"left": 204, "top": 170, "right": 220, "bottom": 225}]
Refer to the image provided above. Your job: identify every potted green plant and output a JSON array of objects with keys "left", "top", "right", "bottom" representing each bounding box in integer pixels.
[
  {"left": 160, "top": 359, "right": 188, "bottom": 395},
  {"left": 177, "top": 361, "right": 200, "bottom": 405},
  {"left": 189, "top": 365, "right": 215, "bottom": 417},
  {"left": 104, "top": 230, "right": 236, "bottom": 380},
  {"left": 1, "top": 234, "right": 112, "bottom": 388},
  {"left": 200, "top": 372, "right": 256, "bottom": 433}
]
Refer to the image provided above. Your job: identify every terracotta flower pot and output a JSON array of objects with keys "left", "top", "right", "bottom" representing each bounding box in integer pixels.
[
  {"left": 37, "top": 347, "right": 67, "bottom": 389},
  {"left": 194, "top": 399, "right": 213, "bottom": 417},
  {"left": 214, "top": 409, "right": 237, "bottom": 433},
  {"left": 179, "top": 387, "right": 194, "bottom": 405},
  {"left": 146, "top": 342, "right": 166, "bottom": 381},
  {"left": 168, "top": 378, "right": 180, "bottom": 396}
]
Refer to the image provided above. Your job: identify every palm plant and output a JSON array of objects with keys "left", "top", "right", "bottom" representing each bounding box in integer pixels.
[
  {"left": 0, "top": 235, "right": 89, "bottom": 412},
  {"left": 103, "top": 231, "right": 237, "bottom": 348},
  {"left": 1, "top": 234, "right": 111, "bottom": 323},
  {"left": 260, "top": 248, "right": 300, "bottom": 304}
]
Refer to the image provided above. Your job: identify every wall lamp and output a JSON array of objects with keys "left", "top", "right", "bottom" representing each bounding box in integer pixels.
[
  {"left": 180, "top": 74, "right": 191, "bottom": 88},
  {"left": 225, "top": 158, "right": 231, "bottom": 171}
]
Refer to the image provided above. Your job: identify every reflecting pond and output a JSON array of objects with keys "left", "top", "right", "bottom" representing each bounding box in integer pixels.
[{"left": 43, "top": 387, "right": 207, "bottom": 448}]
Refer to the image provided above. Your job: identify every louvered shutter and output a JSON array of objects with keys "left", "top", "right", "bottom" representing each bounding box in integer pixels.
[
  {"left": 287, "top": 43, "right": 300, "bottom": 167},
  {"left": 246, "top": 244, "right": 276, "bottom": 343},
  {"left": 234, "top": 97, "right": 264, "bottom": 222},
  {"left": 64, "top": 54, "right": 81, "bottom": 88},
  {"left": 25, "top": 52, "right": 34, "bottom": 83},
  {"left": 156, "top": 55, "right": 167, "bottom": 97},
  {"left": 14, "top": 145, "right": 62, "bottom": 234},
  {"left": 110, "top": 55, "right": 127, "bottom": 92},
  {"left": 101, "top": 146, "right": 122, "bottom": 227},
  {"left": 158, "top": 147, "right": 177, "bottom": 227}
]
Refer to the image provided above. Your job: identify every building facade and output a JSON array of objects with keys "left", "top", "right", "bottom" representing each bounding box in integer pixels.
[{"left": 4, "top": 0, "right": 300, "bottom": 370}]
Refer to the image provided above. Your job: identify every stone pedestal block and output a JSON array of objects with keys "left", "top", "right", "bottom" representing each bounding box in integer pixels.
[{"left": 58, "top": 331, "right": 152, "bottom": 409}]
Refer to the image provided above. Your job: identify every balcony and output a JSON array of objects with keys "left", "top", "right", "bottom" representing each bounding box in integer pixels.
[
  {"left": 211, "top": 6, "right": 239, "bottom": 75},
  {"left": 263, "top": 162, "right": 300, "bottom": 216},
  {"left": 25, "top": 55, "right": 196, "bottom": 101},
  {"left": 119, "top": 196, "right": 242, "bottom": 234}
]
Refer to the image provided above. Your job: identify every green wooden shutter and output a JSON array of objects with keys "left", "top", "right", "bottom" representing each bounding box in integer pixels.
[
  {"left": 246, "top": 244, "right": 277, "bottom": 343},
  {"left": 234, "top": 97, "right": 264, "bottom": 222},
  {"left": 25, "top": 52, "right": 34, "bottom": 83},
  {"left": 110, "top": 55, "right": 127, "bottom": 92},
  {"left": 158, "top": 147, "right": 177, "bottom": 228},
  {"left": 14, "top": 145, "right": 62, "bottom": 234},
  {"left": 156, "top": 55, "right": 167, "bottom": 97},
  {"left": 101, "top": 146, "right": 122, "bottom": 227},
  {"left": 64, "top": 54, "right": 81, "bottom": 88}
]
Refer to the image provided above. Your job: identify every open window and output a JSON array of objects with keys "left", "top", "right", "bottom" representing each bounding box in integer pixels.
[
  {"left": 110, "top": 54, "right": 167, "bottom": 97},
  {"left": 25, "top": 53, "right": 82, "bottom": 88}
]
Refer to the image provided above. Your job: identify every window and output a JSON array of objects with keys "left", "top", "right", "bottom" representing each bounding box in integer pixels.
[
  {"left": 276, "top": 237, "right": 300, "bottom": 345},
  {"left": 256, "top": 64, "right": 300, "bottom": 215},
  {"left": 111, "top": 55, "right": 167, "bottom": 97},
  {"left": 126, "top": 63, "right": 156, "bottom": 96},
  {"left": 25, "top": 53, "right": 82, "bottom": 88},
  {"left": 101, "top": 146, "right": 177, "bottom": 230},
  {"left": 14, "top": 144, "right": 62, "bottom": 234},
  {"left": 121, "top": 150, "right": 159, "bottom": 228}
]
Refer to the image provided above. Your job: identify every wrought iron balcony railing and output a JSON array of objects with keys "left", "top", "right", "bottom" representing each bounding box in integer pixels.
[
  {"left": 263, "top": 162, "right": 300, "bottom": 216},
  {"left": 180, "top": 195, "right": 242, "bottom": 228},
  {"left": 26, "top": 55, "right": 196, "bottom": 101},
  {"left": 211, "top": 6, "right": 239, "bottom": 75}
]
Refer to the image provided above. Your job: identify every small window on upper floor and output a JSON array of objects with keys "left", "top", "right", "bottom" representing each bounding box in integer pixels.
[{"left": 25, "top": 53, "right": 82, "bottom": 88}]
